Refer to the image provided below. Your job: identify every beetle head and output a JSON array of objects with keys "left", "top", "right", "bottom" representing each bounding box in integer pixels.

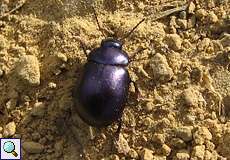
[{"left": 101, "top": 38, "right": 122, "bottom": 50}]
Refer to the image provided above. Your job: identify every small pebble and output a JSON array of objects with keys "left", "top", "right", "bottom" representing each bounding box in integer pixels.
[
  {"left": 150, "top": 53, "right": 174, "bottom": 83},
  {"left": 22, "top": 141, "right": 44, "bottom": 154},
  {"left": 140, "top": 148, "right": 154, "bottom": 160},
  {"left": 179, "top": 11, "right": 187, "bottom": 19},
  {"left": 196, "top": 9, "right": 207, "bottom": 19},
  {"left": 197, "top": 38, "right": 211, "bottom": 51},
  {"left": 183, "top": 88, "right": 200, "bottom": 108},
  {"left": 193, "top": 127, "right": 212, "bottom": 145},
  {"left": 188, "top": 1, "right": 196, "bottom": 14},
  {"left": 204, "top": 150, "right": 215, "bottom": 160},
  {"left": 115, "top": 134, "right": 130, "bottom": 154},
  {"left": 170, "top": 138, "right": 186, "bottom": 149},
  {"left": 5, "top": 99, "right": 17, "bottom": 110},
  {"left": 143, "top": 117, "right": 154, "bottom": 127},
  {"left": 184, "top": 114, "right": 196, "bottom": 124},
  {"left": 173, "top": 150, "right": 190, "bottom": 160},
  {"left": 128, "top": 148, "right": 139, "bottom": 159},
  {"left": 152, "top": 133, "right": 165, "bottom": 145},
  {"left": 31, "top": 102, "right": 46, "bottom": 117},
  {"left": 208, "top": 11, "right": 218, "bottom": 23},
  {"left": 0, "top": 69, "right": 4, "bottom": 77},
  {"left": 177, "top": 19, "right": 187, "bottom": 29},
  {"left": 165, "top": 34, "right": 182, "bottom": 51},
  {"left": 175, "top": 126, "right": 193, "bottom": 142},
  {"left": 144, "top": 102, "right": 154, "bottom": 112},
  {"left": 56, "top": 52, "right": 68, "bottom": 62},
  {"left": 14, "top": 55, "right": 40, "bottom": 86},
  {"left": 3, "top": 122, "right": 16, "bottom": 137},
  {"left": 191, "top": 145, "right": 205, "bottom": 160},
  {"left": 161, "top": 144, "right": 171, "bottom": 156},
  {"left": 48, "top": 82, "right": 57, "bottom": 89}
]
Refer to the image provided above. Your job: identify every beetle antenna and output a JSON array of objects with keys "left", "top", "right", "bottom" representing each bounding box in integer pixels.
[
  {"left": 120, "top": 18, "right": 145, "bottom": 42},
  {"left": 92, "top": 6, "right": 106, "bottom": 38}
]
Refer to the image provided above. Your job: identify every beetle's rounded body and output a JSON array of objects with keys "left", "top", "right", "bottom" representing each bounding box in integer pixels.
[{"left": 75, "top": 39, "right": 131, "bottom": 127}]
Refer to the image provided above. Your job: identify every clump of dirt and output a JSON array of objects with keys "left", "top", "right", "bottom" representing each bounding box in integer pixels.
[{"left": 0, "top": 0, "right": 230, "bottom": 159}]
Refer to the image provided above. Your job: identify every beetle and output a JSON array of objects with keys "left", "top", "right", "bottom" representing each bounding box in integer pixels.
[
  {"left": 75, "top": 38, "right": 139, "bottom": 131},
  {"left": 72, "top": 7, "right": 145, "bottom": 134}
]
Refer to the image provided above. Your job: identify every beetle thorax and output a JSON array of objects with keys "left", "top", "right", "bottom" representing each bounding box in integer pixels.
[{"left": 88, "top": 38, "right": 129, "bottom": 66}]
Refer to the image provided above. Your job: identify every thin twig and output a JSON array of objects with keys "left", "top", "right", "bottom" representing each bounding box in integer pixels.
[
  {"left": 0, "top": 0, "right": 26, "bottom": 19},
  {"left": 148, "top": 1, "right": 190, "bottom": 22}
]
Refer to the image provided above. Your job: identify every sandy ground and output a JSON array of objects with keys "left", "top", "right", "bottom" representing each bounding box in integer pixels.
[{"left": 0, "top": 0, "right": 230, "bottom": 159}]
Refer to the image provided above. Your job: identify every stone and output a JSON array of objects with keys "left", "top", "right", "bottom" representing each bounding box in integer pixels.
[
  {"left": 3, "top": 122, "right": 16, "bottom": 137},
  {"left": 22, "top": 141, "right": 44, "bottom": 154},
  {"left": 48, "top": 82, "right": 57, "bottom": 89},
  {"left": 173, "top": 150, "right": 190, "bottom": 160},
  {"left": 207, "top": 11, "right": 218, "bottom": 23},
  {"left": 170, "top": 138, "right": 186, "bottom": 149},
  {"left": 152, "top": 133, "right": 165, "bottom": 145},
  {"left": 177, "top": 19, "right": 187, "bottom": 29},
  {"left": 161, "top": 144, "right": 171, "bottom": 156},
  {"left": 191, "top": 145, "right": 205, "bottom": 160},
  {"left": 188, "top": 2, "right": 196, "bottom": 14},
  {"left": 175, "top": 126, "right": 193, "bottom": 142},
  {"left": 179, "top": 11, "right": 187, "bottom": 19},
  {"left": 141, "top": 148, "right": 154, "bottom": 160},
  {"left": 197, "top": 38, "right": 211, "bottom": 51},
  {"left": 196, "top": 9, "right": 207, "bottom": 19},
  {"left": 204, "top": 150, "right": 213, "bottom": 160},
  {"left": 128, "top": 148, "right": 139, "bottom": 159},
  {"left": 150, "top": 53, "right": 174, "bottom": 83},
  {"left": 15, "top": 55, "right": 40, "bottom": 86},
  {"left": 115, "top": 134, "right": 130, "bottom": 154},
  {"left": 205, "top": 141, "right": 215, "bottom": 151},
  {"left": 31, "top": 102, "right": 46, "bottom": 117},
  {"left": 5, "top": 99, "right": 17, "bottom": 110},
  {"left": 56, "top": 52, "right": 68, "bottom": 62},
  {"left": 144, "top": 102, "right": 154, "bottom": 112},
  {"left": 165, "top": 34, "right": 182, "bottom": 51},
  {"left": 182, "top": 87, "right": 205, "bottom": 108},
  {"left": 0, "top": 69, "right": 4, "bottom": 77},
  {"left": 193, "top": 127, "right": 212, "bottom": 145}
]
